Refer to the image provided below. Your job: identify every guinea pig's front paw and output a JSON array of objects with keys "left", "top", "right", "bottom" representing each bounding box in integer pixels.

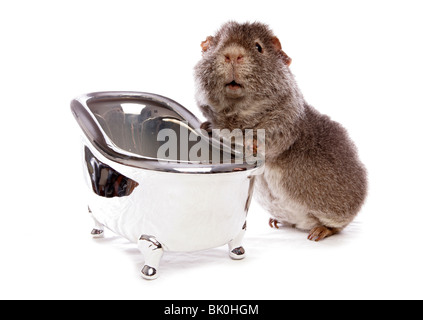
[
  {"left": 200, "top": 121, "right": 213, "bottom": 134},
  {"left": 245, "top": 138, "right": 258, "bottom": 156}
]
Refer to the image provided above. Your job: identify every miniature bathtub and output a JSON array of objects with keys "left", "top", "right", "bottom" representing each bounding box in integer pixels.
[{"left": 71, "top": 91, "right": 263, "bottom": 279}]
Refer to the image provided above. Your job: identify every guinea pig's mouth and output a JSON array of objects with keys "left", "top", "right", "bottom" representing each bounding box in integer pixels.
[{"left": 225, "top": 80, "right": 243, "bottom": 90}]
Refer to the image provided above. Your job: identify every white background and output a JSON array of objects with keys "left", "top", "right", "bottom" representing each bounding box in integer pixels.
[{"left": 1, "top": 0, "right": 422, "bottom": 300}]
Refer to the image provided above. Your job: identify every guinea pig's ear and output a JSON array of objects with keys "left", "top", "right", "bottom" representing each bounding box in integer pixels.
[
  {"left": 272, "top": 36, "right": 292, "bottom": 67},
  {"left": 201, "top": 36, "right": 214, "bottom": 53}
]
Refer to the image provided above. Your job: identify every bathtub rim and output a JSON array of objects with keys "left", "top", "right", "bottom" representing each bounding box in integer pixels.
[{"left": 71, "top": 91, "right": 264, "bottom": 174}]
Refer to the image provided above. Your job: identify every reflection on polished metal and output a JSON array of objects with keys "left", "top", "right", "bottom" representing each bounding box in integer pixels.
[
  {"left": 71, "top": 91, "right": 264, "bottom": 279},
  {"left": 91, "top": 229, "right": 104, "bottom": 237},
  {"left": 244, "top": 176, "right": 255, "bottom": 214},
  {"left": 139, "top": 235, "right": 163, "bottom": 249},
  {"left": 141, "top": 265, "right": 158, "bottom": 279},
  {"left": 85, "top": 147, "right": 138, "bottom": 198},
  {"left": 71, "top": 91, "right": 261, "bottom": 173},
  {"left": 230, "top": 247, "right": 246, "bottom": 260}
]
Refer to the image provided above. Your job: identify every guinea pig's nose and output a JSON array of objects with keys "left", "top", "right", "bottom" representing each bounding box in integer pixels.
[{"left": 224, "top": 50, "right": 244, "bottom": 64}]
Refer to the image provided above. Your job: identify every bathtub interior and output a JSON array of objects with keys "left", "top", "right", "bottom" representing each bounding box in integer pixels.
[{"left": 86, "top": 97, "right": 234, "bottom": 163}]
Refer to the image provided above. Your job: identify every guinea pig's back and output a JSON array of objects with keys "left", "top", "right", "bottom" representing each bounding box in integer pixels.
[{"left": 276, "top": 104, "right": 368, "bottom": 217}]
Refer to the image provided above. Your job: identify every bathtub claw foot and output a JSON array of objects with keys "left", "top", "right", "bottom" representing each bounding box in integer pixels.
[
  {"left": 228, "top": 222, "right": 247, "bottom": 260},
  {"left": 91, "top": 228, "right": 104, "bottom": 238},
  {"left": 141, "top": 265, "right": 158, "bottom": 279},
  {"left": 229, "top": 246, "right": 246, "bottom": 260},
  {"left": 89, "top": 210, "right": 105, "bottom": 238},
  {"left": 138, "top": 235, "right": 164, "bottom": 280}
]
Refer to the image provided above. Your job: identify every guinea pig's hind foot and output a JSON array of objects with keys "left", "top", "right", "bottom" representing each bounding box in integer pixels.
[{"left": 307, "top": 226, "right": 337, "bottom": 242}]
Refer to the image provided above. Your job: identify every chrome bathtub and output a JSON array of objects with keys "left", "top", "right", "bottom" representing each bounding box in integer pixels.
[{"left": 71, "top": 91, "right": 263, "bottom": 279}]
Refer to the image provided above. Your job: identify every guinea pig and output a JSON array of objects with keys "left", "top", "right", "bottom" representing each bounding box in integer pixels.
[{"left": 194, "top": 21, "right": 367, "bottom": 241}]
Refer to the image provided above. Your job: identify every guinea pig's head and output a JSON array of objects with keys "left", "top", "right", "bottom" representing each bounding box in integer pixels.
[{"left": 194, "top": 21, "right": 292, "bottom": 110}]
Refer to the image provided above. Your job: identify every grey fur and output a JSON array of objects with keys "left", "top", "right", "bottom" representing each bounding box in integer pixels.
[{"left": 194, "top": 21, "right": 367, "bottom": 239}]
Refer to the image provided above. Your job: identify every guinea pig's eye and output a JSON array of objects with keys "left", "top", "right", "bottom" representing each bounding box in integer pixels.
[{"left": 255, "top": 43, "right": 263, "bottom": 53}]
